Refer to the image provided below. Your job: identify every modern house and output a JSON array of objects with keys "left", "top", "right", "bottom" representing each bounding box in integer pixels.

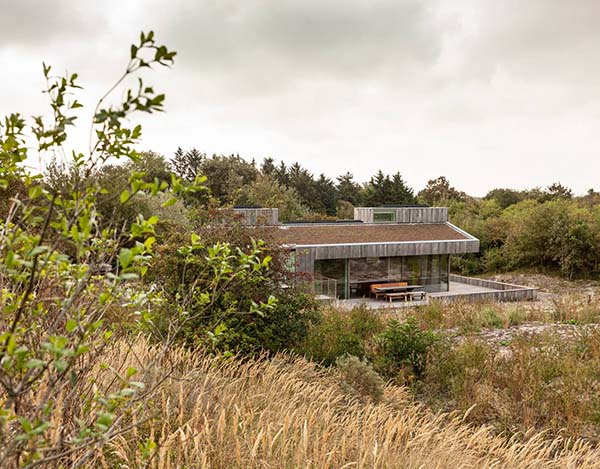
[{"left": 233, "top": 206, "right": 480, "bottom": 300}]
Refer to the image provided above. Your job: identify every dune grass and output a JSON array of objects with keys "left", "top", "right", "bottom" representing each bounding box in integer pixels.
[{"left": 41, "top": 336, "right": 600, "bottom": 468}]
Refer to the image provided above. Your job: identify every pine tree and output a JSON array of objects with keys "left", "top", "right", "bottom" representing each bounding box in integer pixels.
[
  {"left": 336, "top": 172, "right": 362, "bottom": 206},
  {"left": 261, "top": 157, "right": 276, "bottom": 176},
  {"left": 389, "top": 172, "right": 416, "bottom": 205},
  {"left": 315, "top": 174, "right": 337, "bottom": 216},
  {"left": 363, "top": 170, "right": 388, "bottom": 206},
  {"left": 171, "top": 147, "right": 205, "bottom": 182}
]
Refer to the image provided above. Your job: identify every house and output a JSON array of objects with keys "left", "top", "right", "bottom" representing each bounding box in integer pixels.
[{"left": 233, "top": 206, "right": 480, "bottom": 300}]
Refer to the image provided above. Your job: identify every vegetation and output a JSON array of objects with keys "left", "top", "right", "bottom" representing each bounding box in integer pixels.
[
  {"left": 0, "top": 32, "right": 316, "bottom": 466},
  {"left": 298, "top": 300, "right": 600, "bottom": 445},
  {"left": 169, "top": 146, "right": 600, "bottom": 279},
  {"left": 421, "top": 330, "right": 600, "bottom": 442},
  {"left": 13, "top": 335, "right": 598, "bottom": 468},
  {"left": 3, "top": 29, "right": 600, "bottom": 468}
]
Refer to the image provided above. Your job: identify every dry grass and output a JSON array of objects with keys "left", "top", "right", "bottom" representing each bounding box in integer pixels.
[
  {"left": 376, "top": 293, "right": 600, "bottom": 333},
  {"left": 68, "top": 337, "right": 600, "bottom": 468},
  {"left": 421, "top": 330, "right": 600, "bottom": 443}
]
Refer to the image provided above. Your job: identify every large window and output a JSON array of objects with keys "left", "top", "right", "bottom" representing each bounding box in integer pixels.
[
  {"left": 373, "top": 210, "right": 396, "bottom": 223},
  {"left": 402, "top": 255, "right": 449, "bottom": 292},
  {"left": 314, "top": 255, "right": 450, "bottom": 299},
  {"left": 315, "top": 259, "right": 347, "bottom": 298}
]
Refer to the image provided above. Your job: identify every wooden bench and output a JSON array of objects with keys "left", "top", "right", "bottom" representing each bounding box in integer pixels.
[
  {"left": 370, "top": 282, "right": 408, "bottom": 300},
  {"left": 385, "top": 291, "right": 427, "bottom": 303},
  {"left": 410, "top": 291, "right": 427, "bottom": 301},
  {"left": 385, "top": 292, "right": 409, "bottom": 303}
]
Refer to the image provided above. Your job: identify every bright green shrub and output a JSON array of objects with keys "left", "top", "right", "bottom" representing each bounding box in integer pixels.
[
  {"left": 372, "top": 317, "right": 438, "bottom": 380},
  {"left": 146, "top": 221, "right": 321, "bottom": 355}
]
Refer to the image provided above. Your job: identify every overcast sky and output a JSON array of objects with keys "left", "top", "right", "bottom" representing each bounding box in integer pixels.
[{"left": 2, "top": 0, "right": 600, "bottom": 196}]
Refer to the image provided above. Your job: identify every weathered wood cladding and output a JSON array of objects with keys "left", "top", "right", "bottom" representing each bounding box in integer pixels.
[
  {"left": 296, "top": 248, "right": 315, "bottom": 273},
  {"left": 437, "top": 274, "right": 538, "bottom": 303},
  {"left": 437, "top": 289, "right": 537, "bottom": 303},
  {"left": 353, "top": 208, "right": 374, "bottom": 223},
  {"left": 232, "top": 208, "right": 279, "bottom": 225},
  {"left": 295, "top": 239, "right": 479, "bottom": 273},
  {"left": 353, "top": 207, "right": 448, "bottom": 224},
  {"left": 449, "top": 274, "right": 535, "bottom": 292}
]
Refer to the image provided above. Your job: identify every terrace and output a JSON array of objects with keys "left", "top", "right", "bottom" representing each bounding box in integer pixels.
[{"left": 317, "top": 275, "right": 537, "bottom": 309}]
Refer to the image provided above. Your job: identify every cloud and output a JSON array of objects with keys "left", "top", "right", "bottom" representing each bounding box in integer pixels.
[
  {"left": 144, "top": 0, "right": 444, "bottom": 95},
  {"left": 0, "top": 1, "right": 109, "bottom": 48},
  {"left": 2, "top": 0, "right": 600, "bottom": 196}
]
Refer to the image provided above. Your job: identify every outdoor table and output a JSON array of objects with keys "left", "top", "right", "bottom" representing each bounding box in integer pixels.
[{"left": 373, "top": 285, "right": 423, "bottom": 293}]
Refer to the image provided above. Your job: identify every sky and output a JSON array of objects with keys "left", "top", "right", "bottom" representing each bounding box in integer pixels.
[{"left": 1, "top": 0, "right": 600, "bottom": 196}]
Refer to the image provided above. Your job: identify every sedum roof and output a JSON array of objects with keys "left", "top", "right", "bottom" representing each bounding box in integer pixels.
[{"left": 271, "top": 223, "right": 470, "bottom": 247}]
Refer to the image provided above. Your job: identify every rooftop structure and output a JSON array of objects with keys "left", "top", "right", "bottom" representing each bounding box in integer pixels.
[{"left": 234, "top": 205, "right": 480, "bottom": 300}]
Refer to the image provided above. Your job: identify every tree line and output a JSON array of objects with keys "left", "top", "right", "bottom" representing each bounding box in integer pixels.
[
  {"left": 44, "top": 148, "right": 600, "bottom": 279},
  {"left": 169, "top": 147, "right": 471, "bottom": 220},
  {"left": 169, "top": 149, "right": 600, "bottom": 279}
]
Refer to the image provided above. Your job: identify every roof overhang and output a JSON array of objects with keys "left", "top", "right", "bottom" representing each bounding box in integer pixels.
[{"left": 283, "top": 222, "right": 479, "bottom": 259}]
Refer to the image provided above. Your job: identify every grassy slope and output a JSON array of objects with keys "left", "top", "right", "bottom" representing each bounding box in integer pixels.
[{"left": 93, "top": 337, "right": 600, "bottom": 468}]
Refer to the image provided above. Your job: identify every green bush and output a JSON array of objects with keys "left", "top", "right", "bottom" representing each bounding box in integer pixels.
[
  {"left": 372, "top": 317, "right": 438, "bottom": 381},
  {"left": 301, "top": 306, "right": 385, "bottom": 366},
  {"left": 336, "top": 355, "right": 385, "bottom": 403},
  {"left": 146, "top": 220, "right": 321, "bottom": 355},
  {"left": 0, "top": 31, "right": 204, "bottom": 465},
  {"left": 217, "top": 288, "right": 322, "bottom": 355}
]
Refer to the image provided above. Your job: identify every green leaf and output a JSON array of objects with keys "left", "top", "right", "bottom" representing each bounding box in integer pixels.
[
  {"left": 25, "top": 359, "right": 46, "bottom": 369},
  {"left": 119, "top": 248, "right": 133, "bottom": 269},
  {"left": 28, "top": 185, "right": 43, "bottom": 199},
  {"left": 66, "top": 319, "right": 77, "bottom": 333},
  {"left": 161, "top": 196, "right": 177, "bottom": 207},
  {"left": 29, "top": 245, "right": 48, "bottom": 257},
  {"left": 120, "top": 190, "right": 130, "bottom": 204},
  {"left": 54, "top": 359, "right": 68, "bottom": 372}
]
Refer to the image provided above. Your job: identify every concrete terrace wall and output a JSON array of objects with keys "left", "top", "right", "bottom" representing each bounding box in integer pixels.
[
  {"left": 354, "top": 207, "right": 448, "bottom": 224},
  {"left": 441, "top": 274, "right": 538, "bottom": 303}
]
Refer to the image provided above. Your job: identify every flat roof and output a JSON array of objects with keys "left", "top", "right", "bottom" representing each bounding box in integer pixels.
[{"left": 271, "top": 223, "right": 470, "bottom": 246}]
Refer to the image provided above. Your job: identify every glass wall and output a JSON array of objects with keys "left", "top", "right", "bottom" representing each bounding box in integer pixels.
[
  {"left": 402, "top": 255, "right": 449, "bottom": 292},
  {"left": 348, "top": 254, "right": 449, "bottom": 297},
  {"left": 314, "top": 259, "right": 347, "bottom": 298},
  {"left": 313, "top": 255, "right": 449, "bottom": 299}
]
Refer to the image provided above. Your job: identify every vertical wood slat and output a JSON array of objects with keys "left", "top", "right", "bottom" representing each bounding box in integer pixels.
[
  {"left": 233, "top": 208, "right": 279, "bottom": 225},
  {"left": 307, "top": 239, "right": 479, "bottom": 260},
  {"left": 354, "top": 207, "right": 449, "bottom": 224}
]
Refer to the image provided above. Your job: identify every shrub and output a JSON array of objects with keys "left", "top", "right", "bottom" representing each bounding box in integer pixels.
[
  {"left": 372, "top": 317, "right": 438, "bottom": 381},
  {"left": 301, "top": 306, "right": 385, "bottom": 366},
  {"left": 421, "top": 331, "right": 600, "bottom": 441},
  {"left": 419, "top": 338, "right": 489, "bottom": 402},
  {"left": 147, "top": 219, "right": 320, "bottom": 355},
  {"left": 218, "top": 288, "right": 322, "bottom": 355},
  {"left": 479, "top": 305, "right": 504, "bottom": 329},
  {"left": 0, "top": 31, "right": 197, "bottom": 466},
  {"left": 413, "top": 301, "right": 445, "bottom": 330},
  {"left": 336, "top": 355, "right": 385, "bottom": 403}
]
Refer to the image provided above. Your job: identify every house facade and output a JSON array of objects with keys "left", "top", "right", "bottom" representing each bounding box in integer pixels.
[{"left": 234, "top": 206, "right": 480, "bottom": 299}]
